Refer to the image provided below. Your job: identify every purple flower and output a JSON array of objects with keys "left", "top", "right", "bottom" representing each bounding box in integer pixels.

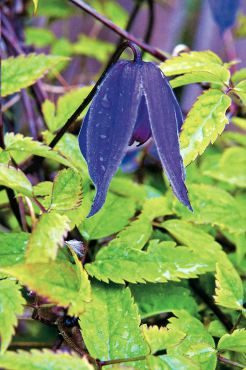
[
  {"left": 79, "top": 46, "right": 191, "bottom": 217},
  {"left": 208, "top": 0, "right": 241, "bottom": 33}
]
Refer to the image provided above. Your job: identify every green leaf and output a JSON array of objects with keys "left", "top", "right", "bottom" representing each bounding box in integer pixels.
[
  {"left": 147, "top": 354, "right": 200, "bottom": 370},
  {"left": 203, "top": 147, "right": 246, "bottom": 187},
  {"left": 160, "top": 51, "right": 230, "bottom": 85},
  {"left": 0, "top": 233, "right": 28, "bottom": 270},
  {"left": 231, "top": 117, "right": 246, "bottom": 130},
  {"left": 25, "top": 212, "right": 70, "bottom": 263},
  {"left": 25, "top": 27, "right": 56, "bottom": 48},
  {"left": 170, "top": 71, "right": 226, "bottom": 88},
  {"left": 42, "top": 131, "right": 88, "bottom": 175},
  {"left": 232, "top": 68, "right": 246, "bottom": 84},
  {"left": 141, "top": 197, "right": 173, "bottom": 221},
  {"left": 131, "top": 282, "right": 198, "bottom": 319},
  {"left": 0, "top": 164, "right": 32, "bottom": 196},
  {"left": 214, "top": 254, "right": 244, "bottom": 311},
  {"left": 49, "top": 169, "right": 82, "bottom": 211},
  {"left": 173, "top": 184, "right": 246, "bottom": 234},
  {"left": 221, "top": 131, "right": 246, "bottom": 147},
  {"left": 2, "top": 54, "right": 67, "bottom": 97},
  {"left": 79, "top": 281, "right": 148, "bottom": 361},
  {"left": 4, "top": 133, "right": 72, "bottom": 168},
  {"left": 0, "top": 259, "right": 91, "bottom": 316},
  {"left": 86, "top": 240, "right": 210, "bottom": 284},
  {"left": 234, "top": 80, "right": 246, "bottom": 106},
  {"left": 0, "top": 280, "right": 25, "bottom": 353},
  {"left": 180, "top": 89, "right": 231, "bottom": 166},
  {"left": 218, "top": 329, "right": 246, "bottom": 353},
  {"left": 167, "top": 311, "right": 216, "bottom": 370},
  {"left": 142, "top": 325, "right": 186, "bottom": 354},
  {"left": 107, "top": 215, "right": 152, "bottom": 251},
  {"left": 81, "top": 193, "right": 136, "bottom": 240},
  {"left": 73, "top": 35, "right": 114, "bottom": 62},
  {"left": 161, "top": 219, "right": 222, "bottom": 270},
  {"left": 0, "top": 350, "right": 94, "bottom": 370},
  {"left": 42, "top": 86, "right": 92, "bottom": 133}
]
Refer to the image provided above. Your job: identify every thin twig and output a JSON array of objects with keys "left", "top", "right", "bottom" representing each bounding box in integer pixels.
[
  {"left": 5, "top": 188, "right": 23, "bottom": 230},
  {"left": 100, "top": 355, "right": 146, "bottom": 367},
  {"left": 218, "top": 354, "right": 245, "bottom": 369},
  {"left": 69, "top": 0, "right": 167, "bottom": 62}
]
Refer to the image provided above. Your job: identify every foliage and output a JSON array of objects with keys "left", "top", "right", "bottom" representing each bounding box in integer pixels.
[{"left": 1, "top": 0, "right": 246, "bottom": 369}]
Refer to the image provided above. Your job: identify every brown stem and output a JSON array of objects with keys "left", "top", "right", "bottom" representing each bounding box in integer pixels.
[
  {"left": 69, "top": 0, "right": 167, "bottom": 62},
  {"left": 218, "top": 354, "right": 244, "bottom": 369},
  {"left": 100, "top": 355, "right": 146, "bottom": 367}
]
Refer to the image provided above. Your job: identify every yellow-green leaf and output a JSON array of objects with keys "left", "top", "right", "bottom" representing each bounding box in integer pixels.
[
  {"left": 25, "top": 212, "right": 70, "bottom": 263},
  {"left": 0, "top": 280, "right": 25, "bottom": 353},
  {"left": 49, "top": 169, "right": 82, "bottom": 211},
  {"left": 0, "top": 164, "right": 32, "bottom": 196},
  {"left": 0, "top": 350, "right": 94, "bottom": 370},
  {"left": 79, "top": 281, "right": 149, "bottom": 361},
  {"left": 2, "top": 54, "right": 68, "bottom": 97},
  {"left": 180, "top": 89, "right": 231, "bottom": 166},
  {"left": 142, "top": 325, "right": 185, "bottom": 354},
  {"left": 234, "top": 80, "right": 246, "bottom": 106},
  {"left": 214, "top": 255, "right": 244, "bottom": 311},
  {"left": 218, "top": 329, "right": 246, "bottom": 353}
]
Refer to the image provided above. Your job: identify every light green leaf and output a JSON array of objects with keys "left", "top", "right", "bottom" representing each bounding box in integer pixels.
[
  {"left": 173, "top": 184, "right": 246, "bottom": 234},
  {"left": 73, "top": 35, "right": 114, "bottom": 62},
  {"left": 161, "top": 219, "right": 222, "bottom": 270},
  {"left": 49, "top": 169, "right": 82, "bottom": 211},
  {"left": 208, "top": 320, "right": 227, "bottom": 338},
  {"left": 81, "top": 193, "right": 136, "bottom": 240},
  {"left": 33, "top": 181, "right": 53, "bottom": 197},
  {"left": 147, "top": 354, "right": 200, "bottom": 370},
  {"left": 25, "top": 212, "right": 70, "bottom": 263},
  {"left": 0, "top": 233, "right": 28, "bottom": 270},
  {"left": 232, "top": 68, "right": 246, "bottom": 84},
  {"left": 42, "top": 86, "right": 92, "bottom": 133},
  {"left": 86, "top": 240, "right": 210, "bottom": 284},
  {"left": 221, "top": 131, "right": 246, "bottom": 147},
  {"left": 25, "top": 27, "right": 56, "bottom": 48},
  {"left": 218, "top": 329, "right": 246, "bottom": 353},
  {"left": 170, "top": 71, "right": 225, "bottom": 88},
  {"left": 167, "top": 311, "right": 216, "bottom": 370},
  {"left": 4, "top": 133, "right": 72, "bottom": 168},
  {"left": 141, "top": 197, "right": 173, "bottom": 221},
  {"left": 0, "top": 259, "right": 91, "bottom": 316},
  {"left": 160, "top": 51, "right": 230, "bottom": 85},
  {"left": 142, "top": 325, "right": 186, "bottom": 354},
  {"left": 108, "top": 215, "right": 152, "bottom": 251},
  {"left": 110, "top": 177, "right": 161, "bottom": 203},
  {"left": 180, "top": 89, "right": 231, "bottom": 166},
  {"left": 231, "top": 117, "right": 246, "bottom": 130},
  {"left": 203, "top": 147, "right": 246, "bottom": 187},
  {"left": 2, "top": 54, "right": 68, "bottom": 97},
  {"left": 234, "top": 80, "right": 246, "bottom": 106},
  {"left": 91, "top": 0, "right": 128, "bottom": 28},
  {"left": 79, "top": 281, "right": 149, "bottom": 361},
  {"left": 0, "top": 350, "right": 94, "bottom": 370},
  {"left": 131, "top": 282, "right": 198, "bottom": 319},
  {"left": 42, "top": 131, "right": 88, "bottom": 176},
  {"left": 0, "top": 280, "right": 25, "bottom": 353},
  {"left": 214, "top": 254, "right": 244, "bottom": 311},
  {"left": 0, "top": 164, "right": 32, "bottom": 196}
]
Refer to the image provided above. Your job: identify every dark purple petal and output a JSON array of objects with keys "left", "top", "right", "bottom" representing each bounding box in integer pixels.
[
  {"left": 79, "top": 61, "right": 141, "bottom": 217},
  {"left": 171, "top": 91, "right": 184, "bottom": 132},
  {"left": 142, "top": 62, "right": 192, "bottom": 210},
  {"left": 208, "top": 0, "right": 241, "bottom": 33},
  {"left": 129, "top": 96, "right": 152, "bottom": 145}
]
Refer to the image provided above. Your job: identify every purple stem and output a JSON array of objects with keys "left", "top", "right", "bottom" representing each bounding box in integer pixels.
[
  {"left": 69, "top": 0, "right": 167, "bottom": 62},
  {"left": 21, "top": 89, "right": 38, "bottom": 139}
]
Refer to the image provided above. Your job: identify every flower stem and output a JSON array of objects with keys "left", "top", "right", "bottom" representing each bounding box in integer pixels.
[
  {"left": 218, "top": 354, "right": 245, "bottom": 369},
  {"left": 69, "top": 0, "right": 167, "bottom": 62}
]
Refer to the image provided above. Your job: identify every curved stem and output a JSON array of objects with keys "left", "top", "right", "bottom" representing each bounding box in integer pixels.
[
  {"left": 218, "top": 354, "right": 245, "bottom": 369},
  {"left": 69, "top": 0, "right": 167, "bottom": 62}
]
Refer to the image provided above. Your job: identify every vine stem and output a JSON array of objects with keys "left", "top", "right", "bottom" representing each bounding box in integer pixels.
[
  {"left": 218, "top": 354, "right": 245, "bottom": 369},
  {"left": 100, "top": 355, "right": 146, "bottom": 367},
  {"left": 69, "top": 0, "right": 167, "bottom": 62}
]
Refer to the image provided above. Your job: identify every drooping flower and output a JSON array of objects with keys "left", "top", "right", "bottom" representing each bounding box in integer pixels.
[
  {"left": 208, "top": 0, "right": 241, "bottom": 33},
  {"left": 79, "top": 44, "right": 191, "bottom": 217}
]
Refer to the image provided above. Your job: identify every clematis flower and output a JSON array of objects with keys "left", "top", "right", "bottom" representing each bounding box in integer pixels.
[
  {"left": 79, "top": 44, "right": 191, "bottom": 217},
  {"left": 208, "top": 0, "right": 241, "bottom": 33}
]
